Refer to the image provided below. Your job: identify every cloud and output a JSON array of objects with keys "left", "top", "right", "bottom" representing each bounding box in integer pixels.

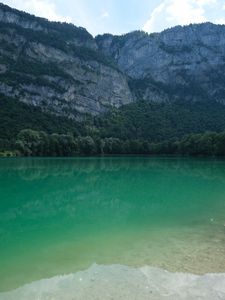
[
  {"left": 215, "top": 18, "right": 225, "bottom": 24},
  {"left": 143, "top": 0, "right": 217, "bottom": 33},
  {"left": 101, "top": 10, "right": 109, "bottom": 18},
  {"left": 3, "top": 0, "right": 72, "bottom": 23}
]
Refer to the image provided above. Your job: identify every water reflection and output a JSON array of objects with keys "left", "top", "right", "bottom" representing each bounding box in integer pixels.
[
  {"left": 1, "top": 156, "right": 225, "bottom": 181},
  {"left": 1, "top": 157, "right": 225, "bottom": 291},
  {"left": 1, "top": 157, "right": 225, "bottom": 224}
]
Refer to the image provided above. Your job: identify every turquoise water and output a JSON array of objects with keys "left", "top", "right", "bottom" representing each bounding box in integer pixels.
[{"left": 0, "top": 157, "right": 225, "bottom": 292}]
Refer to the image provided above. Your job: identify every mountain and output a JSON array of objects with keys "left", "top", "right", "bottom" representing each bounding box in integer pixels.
[
  {"left": 1, "top": 3, "right": 225, "bottom": 119},
  {"left": 0, "top": 3, "right": 132, "bottom": 117},
  {"left": 96, "top": 23, "right": 225, "bottom": 104},
  {"left": 1, "top": 3, "right": 225, "bottom": 156}
]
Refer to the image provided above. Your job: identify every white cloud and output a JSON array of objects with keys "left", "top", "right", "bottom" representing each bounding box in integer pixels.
[
  {"left": 143, "top": 0, "right": 217, "bottom": 33},
  {"left": 4, "top": 0, "right": 72, "bottom": 23},
  {"left": 101, "top": 10, "right": 109, "bottom": 18},
  {"left": 215, "top": 18, "right": 225, "bottom": 24}
]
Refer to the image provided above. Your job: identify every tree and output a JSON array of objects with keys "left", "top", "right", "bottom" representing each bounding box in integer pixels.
[
  {"left": 78, "top": 136, "right": 96, "bottom": 155},
  {"left": 15, "top": 129, "right": 47, "bottom": 156}
]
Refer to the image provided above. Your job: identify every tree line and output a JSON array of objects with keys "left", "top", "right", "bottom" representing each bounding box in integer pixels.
[
  {"left": 6, "top": 129, "right": 225, "bottom": 157},
  {"left": 1, "top": 95, "right": 225, "bottom": 157}
]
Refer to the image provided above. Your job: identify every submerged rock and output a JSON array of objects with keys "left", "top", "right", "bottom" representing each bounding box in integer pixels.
[{"left": 1, "top": 264, "right": 225, "bottom": 300}]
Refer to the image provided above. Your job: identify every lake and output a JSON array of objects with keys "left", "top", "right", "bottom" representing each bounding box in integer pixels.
[{"left": 0, "top": 157, "right": 225, "bottom": 297}]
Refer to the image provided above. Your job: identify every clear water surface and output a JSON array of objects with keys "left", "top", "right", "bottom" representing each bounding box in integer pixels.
[{"left": 0, "top": 157, "right": 225, "bottom": 292}]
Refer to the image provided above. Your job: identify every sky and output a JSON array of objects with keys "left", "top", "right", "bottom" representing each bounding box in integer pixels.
[{"left": 2, "top": 0, "right": 225, "bottom": 36}]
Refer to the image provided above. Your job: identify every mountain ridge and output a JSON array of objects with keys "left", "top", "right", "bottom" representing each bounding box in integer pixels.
[
  {"left": 0, "top": 2, "right": 133, "bottom": 117},
  {"left": 2, "top": 3, "right": 225, "bottom": 156},
  {"left": 96, "top": 22, "right": 225, "bottom": 104},
  {"left": 1, "top": 2, "right": 225, "bottom": 118}
]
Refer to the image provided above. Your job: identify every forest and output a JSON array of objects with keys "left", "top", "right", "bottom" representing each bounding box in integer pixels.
[
  {"left": 1, "top": 95, "right": 225, "bottom": 157},
  {"left": 0, "top": 129, "right": 224, "bottom": 157}
]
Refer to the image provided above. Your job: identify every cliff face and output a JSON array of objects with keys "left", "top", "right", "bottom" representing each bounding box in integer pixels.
[
  {"left": 0, "top": 3, "right": 133, "bottom": 117},
  {"left": 1, "top": 3, "right": 225, "bottom": 118},
  {"left": 96, "top": 23, "right": 225, "bottom": 103}
]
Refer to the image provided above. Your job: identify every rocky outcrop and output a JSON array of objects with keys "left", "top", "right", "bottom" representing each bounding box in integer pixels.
[
  {"left": 0, "top": 3, "right": 97, "bottom": 49},
  {"left": 0, "top": 3, "right": 133, "bottom": 117},
  {"left": 1, "top": 3, "right": 225, "bottom": 118},
  {"left": 96, "top": 23, "right": 225, "bottom": 103}
]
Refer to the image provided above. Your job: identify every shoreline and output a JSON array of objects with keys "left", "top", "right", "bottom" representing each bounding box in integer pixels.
[{"left": 1, "top": 264, "right": 225, "bottom": 300}]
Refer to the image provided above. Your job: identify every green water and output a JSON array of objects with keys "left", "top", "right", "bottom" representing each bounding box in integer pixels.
[{"left": 0, "top": 157, "right": 225, "bottom": 292}]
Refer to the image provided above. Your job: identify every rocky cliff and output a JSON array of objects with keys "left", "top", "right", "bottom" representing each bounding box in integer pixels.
[
  {"left": 0, "top": 3, "right": 133, "bottom": 117},
  {"left": 1, "top": 3, "right": 225, "bottom": 118},
  {"left": 96, "top": 23, "right": 225, "bottom": 104}
]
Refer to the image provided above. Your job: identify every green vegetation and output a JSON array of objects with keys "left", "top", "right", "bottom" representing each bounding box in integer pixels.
[
  {"left": 13, "top": 59, "right": 74, "bottom": 81},
  {"left": 96, "top": 30, "right": 149, "bottom": 50},
  {"left": 0, "top": 20, "right": 116, "bottom": 69},
  {"left": 147, "top": 131, "right": 225, "bottom": 156},
  {"left": 1, "top": 94, "right": 225, "bottom": 156},
  {"left": 0, "top": 72, "right": 67, "bottom": 94},
  {"left": 0, "top": 150, "right": 16, "bottom": 157},
  {"left": 0, "top": 3, "right": 92, "bottom": 42},
  {"left": 95, "top": 100, "right": 225, "bottom": 142},
  {"left": 128, "top": 76, "right": 209, "bottom": 103},
  {"left": 0, "top": 95, "right": 86, "bottom": 142},
  {"left": 0, "top": 1, "right": 118, "bottom": 74},
  {"left": 159, "top": 42, "right": 192, "bottom": 53},
  {"left": 10, "top": 129, "right": 225, "bottom": 157}
]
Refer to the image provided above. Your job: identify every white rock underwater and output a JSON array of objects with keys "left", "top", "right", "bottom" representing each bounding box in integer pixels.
[{"left": 1, "top": 264, "right": 225, "bottom": 300}]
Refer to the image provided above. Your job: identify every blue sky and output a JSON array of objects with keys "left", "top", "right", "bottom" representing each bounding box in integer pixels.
[{"left": 2, "top": 0, "right": 225, "bottom": 36}]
